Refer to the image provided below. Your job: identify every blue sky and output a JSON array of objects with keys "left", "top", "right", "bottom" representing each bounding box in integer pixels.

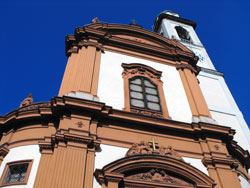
[{"left": 0, "top": 0, "right": 250, "bottom": 129}]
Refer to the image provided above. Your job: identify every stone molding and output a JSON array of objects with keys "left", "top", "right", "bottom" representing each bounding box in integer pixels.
[
  {"left": 176, "top": 63, "right": 200, "bottom": 75},
  {"left": 39, "top": 132, "right": 101, "bottom": 153}
]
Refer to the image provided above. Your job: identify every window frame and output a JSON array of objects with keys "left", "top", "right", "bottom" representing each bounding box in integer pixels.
[
  {"left": 0, "top": 159, "right": 33, "bottom": 186},
  {"left": 122, "top": 63, "right": 170, "bottom": 119}
]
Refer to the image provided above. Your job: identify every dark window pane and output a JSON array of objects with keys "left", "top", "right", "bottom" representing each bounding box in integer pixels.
[
  {"left": 130, "top": 91, "right": 143, "bottom": 99},
  {"left": 146, "top": 95, "right": 159, "bottom": 102},
  {"left": 131, "top": 78, "right": 142, "bottom": 85},
  {"left": 131, "top": 99, "right": 145, "bottom": 108},
  {"left": 145, "top": 88, "right": 157, "bottom": 95},
  {"left": 144, "top": 80, "right": 155, "bottom": 88},
  {"left": 130, "top": 84, "right": 143, "bottom": 92},
  {"left": 148, "top": 102, "right": 161, "bottom": 111},
  {"left": 3, "top": 163, "right": 29, "bottom": 184},
  {"left": 129, "top": 76, "right": 162, "bottom": 112}
]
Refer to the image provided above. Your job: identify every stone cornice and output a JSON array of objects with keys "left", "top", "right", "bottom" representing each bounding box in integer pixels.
[
  {"left": 0, "top": 102, "right": 52, "bottom": 127},
  {"left": 202, "top": 156, "right": 239, "bottom": 169},
  {"left": 0, "top": 97, "right": 236, "bottom": 139},
  {"left": 0, "top": 96, "right": 248, "bottom": 169},
  {"left": 39, "top": 132, "right": 101, "bottom": 153},
  {"left": 153, "top": 13, "right": 197, "bottom": 32},
  {"left": 176, "top": 63, "right": 200, "bottom": 75}
]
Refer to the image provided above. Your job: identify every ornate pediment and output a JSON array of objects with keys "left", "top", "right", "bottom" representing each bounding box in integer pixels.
[
  {"left": 94, "top": 154, "right": 215, "bottom": 188},
  {"left": 126, "top": 141, "right": 183, "bottom": 161},
  {"left": 66, "top": 23, "right": 198, "bottom": 68}
]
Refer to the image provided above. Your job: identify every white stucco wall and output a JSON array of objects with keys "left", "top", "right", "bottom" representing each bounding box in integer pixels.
[
  {"left": 0, "top": 145, "right": 41, "bottom": 188},
  {"left": 98, "top": 51, "right": 192, "bottom": 123},
  {"left": 198, "top": 75, "right": 232, "bottom": 110},
  {"left": 211, "top": 111, "right": 250, "bottom": 151},
  {"left": 93, "top": 144, "right": 128, "bottom": 188},
  {"left": 183, "top": 157, "right": 208, "bottom": 175},
  {"left": 239, "top": 175, "right": 250, "bottom": 188}
]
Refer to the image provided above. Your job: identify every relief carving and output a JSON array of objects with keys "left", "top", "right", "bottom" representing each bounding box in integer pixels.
[
  {"left": 126, "top": 141, "right": 183, "bottom": 161},
  {"left": 131, "top": 108, "right": 163, "bottom": 118},
  {"left": 122, "top": 63, "right": 162, "bottom": 80},
  {"left": 127, "top": 168, "right": 192, "bottom": 186},
  {"left": 122, "top": 67, "right": 161, "bottom": 80}
]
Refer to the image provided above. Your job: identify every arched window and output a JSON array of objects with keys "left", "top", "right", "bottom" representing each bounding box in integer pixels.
[
  {"left": 175, "top": 26, "right": 192, "bottom": 43},
  {"left": 129, "top": 77, "right": 161, "bottom": 112},
  {"left": 122, "top": 63, "right": 170, "bottom": 119}
]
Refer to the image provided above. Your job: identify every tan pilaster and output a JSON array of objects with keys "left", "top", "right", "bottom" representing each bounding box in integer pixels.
[
  {"left": 34, "top": 145, "right": 88, "bottom": 188},
  {"left": 102, "top": 183, "right": 108, "bottom": 188},
  {"left": 105, "top": 173, "right": 124, "bottom": 188},
  {"left": 33, "top": 131, "right": 102, "bottom": 188},
  {"left": 203, "top": 157, "right": 241, "bottom": 188},
  {"left": 178, "top": 68, "right": 199, "bottom": 117},
  {"left": 178, "top": 67, "right": 211, "bottom": 118},
  {"left": 58, "top": 43, "right": 102, "bottom": 97},
  {"left": 108, "top": 181, "right": 119, "bottom": 188},
  {"left": 84, "top": 148, "right": 96, "bottom": 188}
]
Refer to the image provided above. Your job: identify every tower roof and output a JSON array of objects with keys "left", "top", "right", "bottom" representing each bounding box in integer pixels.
[{"left": 153, "top": 11, "right": 197, "bottom": 32}]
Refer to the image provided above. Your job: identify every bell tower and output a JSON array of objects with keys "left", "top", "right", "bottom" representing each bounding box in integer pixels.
[
  {"left": 154, "top": 11, "right": 250, "bottom": 150},
  {"left": 153, "top": 10, "right": 215, "bottom": 70}
]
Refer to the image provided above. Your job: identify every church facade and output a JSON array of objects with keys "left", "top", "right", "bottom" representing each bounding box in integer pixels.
[{"left": 0, "top": 11, "right": 249, "bottom": 188}]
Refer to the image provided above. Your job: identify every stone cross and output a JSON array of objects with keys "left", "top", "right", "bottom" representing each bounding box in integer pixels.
[
  {"left": 149, "top": 138, "right": 158, "bottom": 151},
  {"left": 131, "top": 19, "right": 137, "bottom": 25}
]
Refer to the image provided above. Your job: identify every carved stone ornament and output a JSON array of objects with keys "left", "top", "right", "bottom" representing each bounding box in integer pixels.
[
  {"left": 122, "top": 63, "right": 162, "bottom": 80},
  {"left": 19, "top": 93, "right": 34, "bottom": 108},
  {"left": 127, "top": 168, "right": 192, "bottom": 186},
  {"left": 0, "top": 145, "right": 9, "bottom": 159},
  {"left": 126, "top": 141, "right": 183, "bottom": 161},
  {"left": 92, "top": 17, "right": 99, "bottom": 23},
  {"left": 131, "top": 108, "right": 163, "bottom": 118}
]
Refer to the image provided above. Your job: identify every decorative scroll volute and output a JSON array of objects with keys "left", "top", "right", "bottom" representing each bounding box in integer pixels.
[{"left": 126, "top": 141, "right": 183, "bottom": 161}]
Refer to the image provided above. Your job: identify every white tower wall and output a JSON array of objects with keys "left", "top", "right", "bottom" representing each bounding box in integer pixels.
[{"left": 155, "top": 11, "right": 250, "bottom": 150}]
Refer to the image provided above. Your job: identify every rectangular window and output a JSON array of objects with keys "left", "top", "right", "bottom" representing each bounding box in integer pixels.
[{"left": 0, "top": 160, "right": 33, "bottom": 186}]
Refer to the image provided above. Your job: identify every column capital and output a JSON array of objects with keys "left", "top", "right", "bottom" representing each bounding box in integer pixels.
[{"left": 202, "top": 156, "right": 238, "bottom": 170}]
